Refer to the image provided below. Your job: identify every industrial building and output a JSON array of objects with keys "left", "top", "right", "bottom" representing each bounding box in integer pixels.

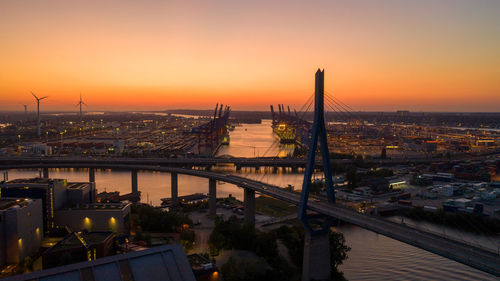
[
  {"left": 3, "top": 245, "right": 196, "bottom": 281},
  {"left": 0, "top": 178, "right": 96, "bottom": 232},
  {"left": 55, "top": 203, "right": 131, "bottom": 234},
  {"left": 0, "top": 198, "right": 43, "bottom": 266},
  {"left": 66, "top": 182, "right": 96, "bottom": 207},
  {"left": 0, "top": 176, "right": 132, "bottom": 276},
  {"left": 0, "top": 178, "right": 67, "bottom": 231},
  {"left": 42, "top": 231, "right": 115, "bottom": 269}
]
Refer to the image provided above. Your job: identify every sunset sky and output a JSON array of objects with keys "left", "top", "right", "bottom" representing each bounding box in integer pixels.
[{"left": 1, "top": 0, "right": 499, "bottom": 112}]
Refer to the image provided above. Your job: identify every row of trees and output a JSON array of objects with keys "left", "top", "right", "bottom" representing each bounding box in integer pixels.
[
  {"left": 131, "top": 205, "right": 195, "bottom": 250},
  {"left": 132, "top": 204, "right": 192, "bottom": 233},
  {"left": 209, "top": 216, "right": 350, "bottom": 281}
]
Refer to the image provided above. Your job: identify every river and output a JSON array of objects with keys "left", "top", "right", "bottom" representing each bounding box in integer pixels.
[{"left": 5, "top": 120, "right": 497, "bottom": 280}]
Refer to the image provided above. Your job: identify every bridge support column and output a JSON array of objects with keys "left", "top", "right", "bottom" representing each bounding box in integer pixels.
[
  {"left": 292, "top": 166, "right": 298, "bottom": 173},
  {"left": 235, "top": 165, "right": 241, "bottom": 171},
  {"left": 42, "top": 168, "right": 49, "bottom": 179},
  {"left": 302, "top": 232, "right": 331, "bottom": 281},
  {"left": 209, "top": 178, "right": 216, "bottom": 216},
  {"left": 89, "top": 168, "right": 95, "bottom": 182},
  {"left": 171, "top": 172, "right": 178, "bottom": 206},
  {"left": 244, "top": 188, "right": 255, "bottom": 226},
  {"left": 131, "top": 169, "right": 139, "bottom": 203}
]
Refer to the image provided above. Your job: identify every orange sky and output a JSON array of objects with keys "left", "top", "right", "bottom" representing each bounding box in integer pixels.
[{"left": 1, "top": 1, "right": 499, "bottom": 112}]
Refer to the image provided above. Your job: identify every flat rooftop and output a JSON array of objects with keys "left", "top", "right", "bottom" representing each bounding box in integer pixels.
[
  {"left": 0, "top": 198, "right": 33, "bottom": 210},
  {"left": 4, "top": 178, "right": 52, "bottom": 184},
  {"left": 67, "top": 182, "right": 90, "bottom": 189},
  {"left": 66, "top": 203, "right": 130, "bottom": 211},
  {"left": 46, "top": 232, "right": 114, "bottom": 252}
]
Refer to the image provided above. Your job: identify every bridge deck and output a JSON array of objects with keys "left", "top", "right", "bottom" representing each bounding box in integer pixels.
[{"left": 1, "top": 155, "right": 489, "bottom": 168}]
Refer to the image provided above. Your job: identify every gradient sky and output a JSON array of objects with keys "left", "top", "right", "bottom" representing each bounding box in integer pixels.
[{"left": 1, "top": 0, "right": 499, "bottom": 112}]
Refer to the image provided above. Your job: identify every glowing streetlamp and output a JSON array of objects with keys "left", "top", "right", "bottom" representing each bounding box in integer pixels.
[{"left": 59, "top": 131, "right": 64, "bottom": 152}]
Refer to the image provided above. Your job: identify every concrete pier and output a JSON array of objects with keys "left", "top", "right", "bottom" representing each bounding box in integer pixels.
[
  {"left": 302, "top": 232, "right": 331, "bottom": 281},
  {"left": 171, "top": 172, "right": 178, "bottom": 206},
  {"left": 131, "top": 169, "right": 138, "bottom": 200},
  {"left": 89, "top": 168, "right": 95, "bottom": 182},
  {"left": 244, "top": 188, "right": 255, "bottom": 226},
  {"left": 209, "top": 178, "right": 216, "bottom": 216},
  {"left": 42, "top": 167, "right": 49, "bottom": 179}
]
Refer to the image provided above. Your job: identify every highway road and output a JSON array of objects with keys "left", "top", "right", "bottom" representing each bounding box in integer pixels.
[{"left": 2, "top": 155, "right": 497, "bottom": 168}]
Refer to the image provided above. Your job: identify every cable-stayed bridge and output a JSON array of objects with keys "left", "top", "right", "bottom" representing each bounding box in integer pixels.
[
  {"left": 2, "top": 70, "right": 499, "bottom": 280},
  {"left": 1, "top": 162, "right": 498, "bottom": 278}
]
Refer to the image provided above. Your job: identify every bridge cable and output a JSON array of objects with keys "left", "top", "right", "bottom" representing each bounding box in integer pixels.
[
  {"left": 296, "top": 93, "right": 314, "bottom": 118},
  {"left": 324, "top": 90, "right": 367, "bottom": 123},
  {"left": 320, "top": 90, "right": 499, "bottom": 253},
  {"left": 298, "top": 95, "right": 315, "bottom": 122},
  {"left": 324, "top": 93, "right": 364, "bottom": 123}
]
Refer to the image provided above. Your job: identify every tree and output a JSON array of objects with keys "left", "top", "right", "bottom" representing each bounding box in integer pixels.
[
  {"left": 354, "top": 154, "right": 364, "bottom": 167},
  {"left": 309, "top": 180, "right": 324, "bottom": 194},
  {"left": 275, "top": 225, "right": 304, "bottom": 267},
  {"left": 221, "top": 256, "right": 272, "bottom": 281},
  {"left": 346, "top": 166, "right": 358, "bottom": 188},
  {"left": 208, "top": 215, "right": 255, "bottom": 251},
  {"left": 209, "top": 244, "right": 219, "bottom": 258},
  {"left": 329, "top": 231, "right": 350, "bottom": 269},
  {"left": 132, "top": 204, "right": 192, "bottom": 233},
  {"left": 180, "top": 229, "right": 195, "bottom": 251},
  {"left": 253, "top": 231, "right": 279, "bottom": 264},
  {"left": 275, "top": 225, "right": 350, "bottom": 280}
]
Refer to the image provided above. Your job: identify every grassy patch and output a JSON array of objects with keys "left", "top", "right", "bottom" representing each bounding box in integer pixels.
[{"left": 255, "top": 196, "right": 297, "bottom": 217}]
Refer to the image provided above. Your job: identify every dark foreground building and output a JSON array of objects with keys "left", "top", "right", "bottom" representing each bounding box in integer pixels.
[
  {"left": 4, "top": 245, "right": 196, "bottom": 281},
  {"left": 42, "top": 231, "right": 115, "bottom": 269}
]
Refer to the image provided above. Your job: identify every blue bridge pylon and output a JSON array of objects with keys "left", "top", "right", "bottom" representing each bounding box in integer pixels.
[{"left": 298, "top": 69, "right": 336, "bottom": 234}]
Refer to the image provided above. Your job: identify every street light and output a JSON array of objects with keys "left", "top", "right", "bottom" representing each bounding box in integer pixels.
[{"left": 60, "top": 132, "right": 64, "bottom": 153}]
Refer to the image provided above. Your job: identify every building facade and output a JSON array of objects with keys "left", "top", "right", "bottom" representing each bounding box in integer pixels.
[
  {"left": 0, "top": 198, "right": 43, "bottom": 266},
  {"left": 55, "top": 203, "right": 131, "bottom": 234}
]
